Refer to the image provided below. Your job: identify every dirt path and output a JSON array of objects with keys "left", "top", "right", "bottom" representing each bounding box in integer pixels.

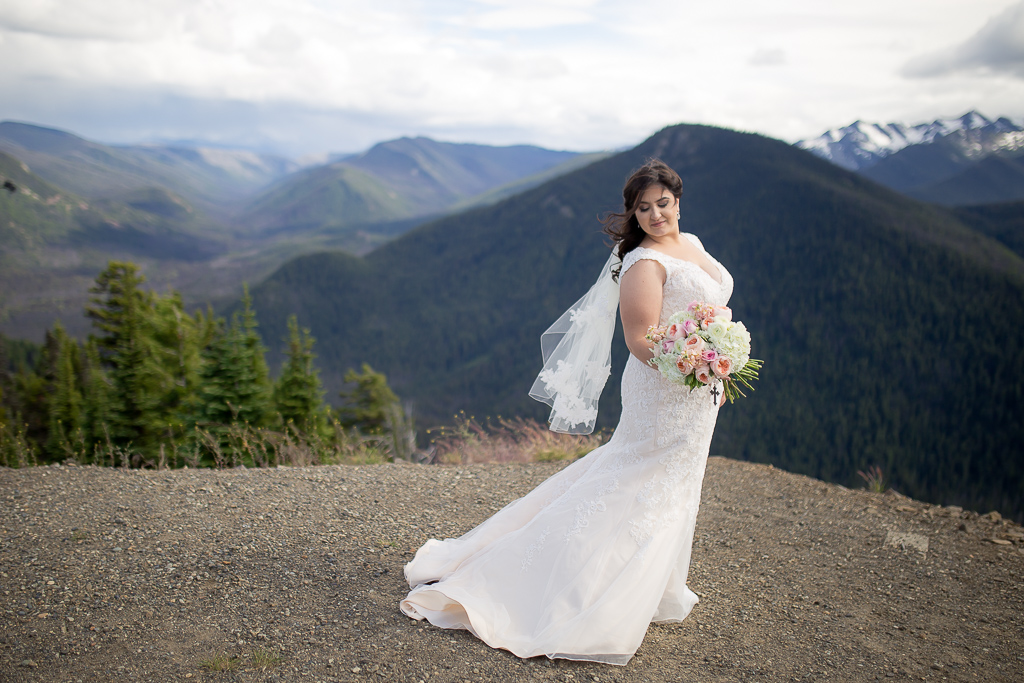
[{"left": 2, "top": 458, "right": 1022, "bottom": 682}]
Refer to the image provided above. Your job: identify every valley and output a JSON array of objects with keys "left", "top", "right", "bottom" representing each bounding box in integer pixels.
[{"left": 2, "top": 116, "right": 1022, "bottom": 521}]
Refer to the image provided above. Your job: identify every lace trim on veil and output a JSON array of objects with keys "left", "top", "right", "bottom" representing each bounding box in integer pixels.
[{"left": 529, "top": 250, "right": 621, "bottom": 434}]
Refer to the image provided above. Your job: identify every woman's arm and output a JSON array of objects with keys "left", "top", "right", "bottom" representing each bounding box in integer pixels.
[{"left": 619, "top": 259, "right": 665, "bottom": 363}]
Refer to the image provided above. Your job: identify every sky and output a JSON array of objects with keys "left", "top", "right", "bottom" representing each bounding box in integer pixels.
[{"left": 2, "top": 0, "right": 1023, "bottom": 158}]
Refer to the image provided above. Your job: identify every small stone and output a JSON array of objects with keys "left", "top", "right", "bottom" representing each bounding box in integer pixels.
[
  {"left": 20, "top": 659, "right": 37, "bottom": 668},
  {"left": 884, "top": 531, "right": 928, "bottom": 553},
  {"left": 985, "top": 511, "right": 1001, "bottom": 522},
  {"left": 987, "top": 538, "right": 1012, "bottom": 545},
  {"left": 351, "top": 667, "right": 362, "bottom": 673}
]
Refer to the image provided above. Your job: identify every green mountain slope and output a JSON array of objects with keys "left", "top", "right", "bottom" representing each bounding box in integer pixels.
[
  {"left": 859, "top": 130, "right": 1024, "bottom": 206},
  {"left": 0, "top": 151, "right": 229, "bottom": 339},
  {"left": 449, "top": 152, "right": 613, "bottom": 212},
  {"left": 248, "top": 123, "right": 1024, "bottom": 520},
  {"left": 0, "top": 123, "right": 598, "bottom": 342},
  {"left": 0, "top": 151, "right": 222, "bottom": 260},
  {"left": 0, "top": 121, "right": 296, "bottom": 215},
  {"left": 343, "top": 136, "right": 579, "bottom": 207},
  {"left": 239, "top": 137, "right": 584, "bottom": 237},
  {"left": 907, "top": 153, "right": 1024, "bottom": 206},
  {"left": 951, "top": 201, "right": 1024, "bottom": 258},
  {"left": 236, "top": 163, "right": 418, "bottom": 236}
]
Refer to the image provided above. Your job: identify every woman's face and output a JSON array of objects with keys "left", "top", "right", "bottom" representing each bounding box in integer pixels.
[{"left": 634, "top": 184, "right": 679, "bottom": 238}]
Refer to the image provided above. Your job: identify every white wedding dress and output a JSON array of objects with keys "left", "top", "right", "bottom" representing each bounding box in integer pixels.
[{"left": 401, "top": 234, "right": 734, "bottom": 665}]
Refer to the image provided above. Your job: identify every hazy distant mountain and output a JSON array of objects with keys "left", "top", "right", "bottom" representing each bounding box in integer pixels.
[
  {"left": 238, "top": 137, "right": 583, "bottom": 237},
  {"left": 247, "top": 123, "right": 1024, "bottom": 520},
  {"left": 796, "top": 112, "right": 1024, "bottom": 205},
  {"left": 343, "top": 136, "right": 579, "bottom": 206},
  {"left": 0, "top": 121, "right": 298, "bottom": 216},
  {"left": 0, "top": 123, "right": 597, "bottom": 340},
  {"left": 0, "top": 149, "right": 229, "bottom": 339}
]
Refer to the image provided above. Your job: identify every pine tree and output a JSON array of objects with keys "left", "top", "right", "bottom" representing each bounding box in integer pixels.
[
  {"left": 235, "top": 285, "right": 273, "bottom": 427},
  {"left": 196, "top": 286, "right": 272, "bottom": 429},
  {"left": 86, "top": 262, "right": 163, "bottom": 455},
  {"left": 45, "top": 323, "right": 85, "bottom": 458},
  {"left": 149, "top": 292, "right": 214, "bottom": 434},
  {"left": 274, "top": 316, "right": 324, "bottom": 434},
  {"left": 0, "top": 336, "right": 10, "bottom": 426},
  {"left": 81, "top": 338, "right": 114, "bottom": 452},
  {"left": 337, "top": 363, "right": 399, "bottom": 434}
]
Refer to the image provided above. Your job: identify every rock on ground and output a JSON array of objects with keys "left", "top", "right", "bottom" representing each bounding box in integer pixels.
[{"left": 1, "top": 457, "right": 1022, "bottom": 682}]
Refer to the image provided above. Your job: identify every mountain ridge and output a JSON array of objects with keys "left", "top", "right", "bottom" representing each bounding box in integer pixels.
[
  {"left": 795, "top": 111, "right": 1024, "bottom": 206},
  {"left": 247, "top": 122, "right": 1024, "bottom": 519},
  {"left": 795, "top": 111, "right": 1024, "bottom": 171},
  {"left": 0, "top": 122, "right": 595, "bottom": 340}
]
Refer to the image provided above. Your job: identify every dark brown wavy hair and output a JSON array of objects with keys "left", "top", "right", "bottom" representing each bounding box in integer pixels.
[{"left": 602, "top": 159, "right": 683, "bottom": 280}]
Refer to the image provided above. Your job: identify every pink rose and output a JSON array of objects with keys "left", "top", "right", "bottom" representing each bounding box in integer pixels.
[
  {"left": 694, "top": 364, "right": 712, "bottom": 384},
  {"left": 666, "top": 322, "right": 687, "bottom": 341},
  {"left": 676, "top": 357, "right": 694, "bottom": 374},
  {"left": 712, "top": 356, "right": 733, "bottom": 377},
  {"left": 645, "top": 325, "right": 666, "bottom": 344},
  {"left": 702, "top": 349, "right": 718, "bottom": 363},
  {"left": 662, "top": 339, "right": 675, "bottom": 354},
  {"left": 712, "top": 306, "right": 732, "bottom": 322},
  {"left": 683, "top": 335, "right": 705, "bottom": 354},
  {"left": 683, "top": 319, "right": 698, "bottom": 335}
]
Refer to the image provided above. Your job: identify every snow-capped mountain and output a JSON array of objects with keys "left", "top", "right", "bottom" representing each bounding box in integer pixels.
[{"left": 797, "top": 111, "right": 1024, "bottom": 171}]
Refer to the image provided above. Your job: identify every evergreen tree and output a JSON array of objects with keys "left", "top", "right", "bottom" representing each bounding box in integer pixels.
[
  {"left": 236, "top": 285, "right": 273, "bottom": 427},
  {"left": 149, "top": 292, "right": 214, "bottom": 433},
  {"left": 86, "top": 262, "right": 163, "bottom": 454},
  {"left": 81, "top": 338, "right": 114, "bottom": 450},
  {"left": 0, "top": 336, "right": 10, "bottom": 425},
  {"left": 274, "top": 316, "right": 324, "bottom": 433},
  {"left": 45, "top": 323, "right": 85, "bottom": 458},
  {"left": 86, "top": 262, "right": 149, "bottom": 356},
  {"left": 196, "top": 286, "right": 272, "bottom": 429},
  {"left": 337, "top": 363, "right": 399, "bottom": 434}
]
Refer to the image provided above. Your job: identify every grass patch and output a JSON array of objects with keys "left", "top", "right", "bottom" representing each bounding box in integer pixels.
[
  {"left": 200, "top": 654, "right": 240, "bottom": 671},
  {"left": 858, "top": 465, "right": 888, "bottom": 493},
  {"left": 251, "top": 647, "right": 283, "bottom": 669},
  {"left": 428, "top": 415, "right": 608, "bottom": 465}
]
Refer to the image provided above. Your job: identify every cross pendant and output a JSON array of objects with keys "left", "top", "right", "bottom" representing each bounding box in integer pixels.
[{"left": 711, "top": 383, "right": 721, "bottom": 405}]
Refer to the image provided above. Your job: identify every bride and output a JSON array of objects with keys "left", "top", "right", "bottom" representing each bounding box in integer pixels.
[{"left": 400, "top": 159, "right": 733, "bottom": 665}]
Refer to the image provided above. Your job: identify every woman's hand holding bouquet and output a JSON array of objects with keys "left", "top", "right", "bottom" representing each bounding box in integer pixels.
[{"left": 645, "top": 301, "right": 762, "bottom": 404}]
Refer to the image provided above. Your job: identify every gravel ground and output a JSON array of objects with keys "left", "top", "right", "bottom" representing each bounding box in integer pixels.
[{"left": 1, "top": 458, "right": 1022, "bottom": 683}]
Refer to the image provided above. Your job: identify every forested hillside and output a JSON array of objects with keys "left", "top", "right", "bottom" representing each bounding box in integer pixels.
[
  {"left": 248, "top": 123, "right": 1024, "bottom": 520},
  {"left": 0, "top": 122, "right": 589, "bottom": 341}
]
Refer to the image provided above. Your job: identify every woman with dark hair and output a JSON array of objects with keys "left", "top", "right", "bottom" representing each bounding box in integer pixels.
[{"left": 401, "top": 159, "right": 734, "bottom": 665}]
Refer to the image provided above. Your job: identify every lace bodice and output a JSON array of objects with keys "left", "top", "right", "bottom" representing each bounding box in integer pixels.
[{"left": 620, "top": 233, "right": 734, "bottom": 319}]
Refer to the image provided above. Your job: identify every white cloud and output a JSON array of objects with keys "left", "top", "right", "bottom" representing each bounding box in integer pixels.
[
  {"left": 0, "top": 0, "right": 1022, "bottom": 156},
  {"left": 903, "top": 0, "right": 1024, "bottom": 78},
  {"left": 749, "top": 48, "right": 786, "bottom": 67}
]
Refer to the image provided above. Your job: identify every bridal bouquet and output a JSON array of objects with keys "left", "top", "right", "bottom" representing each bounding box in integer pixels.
[{"left": 645, "top": 301, "right": 762, "bottom": 403}]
